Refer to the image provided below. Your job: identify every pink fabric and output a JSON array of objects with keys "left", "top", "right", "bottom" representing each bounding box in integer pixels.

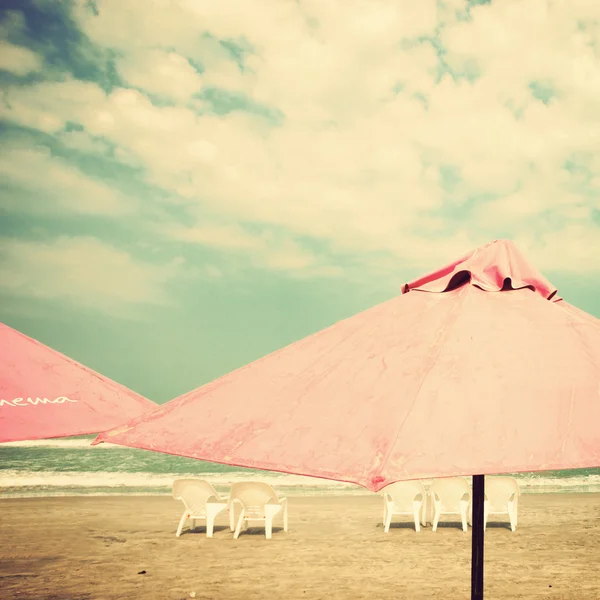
[
  {"left": 0, "top": 323, "right": 156, "bottom": 442},
  {"left": 94, "top": 240, "right": 600, "bottom": 492},
  {"left": 403, "top": 239, "right": 560, "bottom": 300}
]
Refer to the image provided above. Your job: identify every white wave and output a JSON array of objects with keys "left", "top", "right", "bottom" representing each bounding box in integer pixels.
[
  {"left": 2, "top": 470, "right": 600, "bottom": 498},
  {"left": 0, "top": 439, "right": 120, "bottom": 449},
  {"left": 512, "top": 473, "right": 600, "bottom": 492},
  {"left": 0, "top": 470, "right": 365, "bottom": 491}
]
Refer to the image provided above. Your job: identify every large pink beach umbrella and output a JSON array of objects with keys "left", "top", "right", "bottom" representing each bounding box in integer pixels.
[
  {"left": 0, "top": 323, "right": 156, "bottom": 443},
  {"left": 94, "top": 239, "right": 600, "bottom": 600}
]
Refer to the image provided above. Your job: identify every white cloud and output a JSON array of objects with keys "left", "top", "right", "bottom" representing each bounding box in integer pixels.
[
  {"left": 441, "top": 0, "right": 600, "bottom": 105},
  {"left": 205, "top": 264, "right": 223, "bottom": 278},
  {"left": 117, "top": 50, "right": 203, "bottom": 101},
  {"left": 57, "top": 129, "right": 113, "bottom": 156},
  {"left": 0, "top": 78, "right": 106, "bottom": 134},
  {"left": 0, "top": 0, "right": 598, "bottom": 277},
  {"left": 513, "top": 225, "right": 600, "bottom": 274},
  {"left": 0, "top": 41, "right": 43, "bottom": 75},
  {"left": 0, "top": 236, "right": 185, "bottom": 313},
  {"left": 434, "top": 0, "right": 600, "bottom": 192},
  {"left": 169, "top": 223, "right": 266, "bottom": 252},
  {"left": 170, "top": 222, "right": 342, "bottom": 277},
  {"left": 0, "top": 145, "right": 134, "bottom": 216}
]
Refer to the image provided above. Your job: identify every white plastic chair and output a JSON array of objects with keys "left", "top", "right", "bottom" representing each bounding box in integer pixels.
[
  {"left": 172, "top": 478, "right": 229, "bottom": 538},
  {"left": 228, "top": 482, "right": 288, "bottom": 540},
  {"left": 430, "top": 477, "right": 471, "bottom": 532},
  {"left": 381, "top": 480, "right": 427, "bottom": 532},
  {"left": 484, "top": 476, "right": 520, "bottom": 532}
]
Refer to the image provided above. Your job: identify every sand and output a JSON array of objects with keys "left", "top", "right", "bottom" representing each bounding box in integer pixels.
[{"left": 1, "top": 493, "right": 599, "bottom": 600}]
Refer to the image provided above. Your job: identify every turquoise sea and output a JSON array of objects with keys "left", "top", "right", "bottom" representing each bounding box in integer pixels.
[{"left": 2, "top": 437, "right": 600, "bottom": 498}]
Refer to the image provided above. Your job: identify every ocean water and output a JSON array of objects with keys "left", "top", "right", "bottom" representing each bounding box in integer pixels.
[{"left": 1, "top": 437, "right": 600, "bottom": 498}]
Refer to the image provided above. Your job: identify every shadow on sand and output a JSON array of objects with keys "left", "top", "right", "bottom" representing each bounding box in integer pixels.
[{"left": 181, "top": 525, "right": 285, "bottom": 537}]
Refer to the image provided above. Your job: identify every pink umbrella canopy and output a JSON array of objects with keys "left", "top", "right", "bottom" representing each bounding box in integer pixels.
[
  {"left": 0, "top": 323, "right": 157, "bottom": 443},
  {"left": 94, "top": 240, "right": 600, "bottom": 492}
]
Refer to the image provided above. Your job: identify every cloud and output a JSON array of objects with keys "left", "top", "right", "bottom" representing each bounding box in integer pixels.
[
  {"left": 0, "top": 40, "right": 43, "bottom": 75},
  {"left": 0, "top": 0, "right": 598, "bottom": 285},
  {"left": 434, "top": 1, "right": 600, "bottom": 190},
  {"left": 169, "top": 222, "right": 343, "bottom": 277},
  {"left": 1, "top": 78, "right": 444, "bottom": 261},
  {"left": 57, "top": 129, "right": 114, "bottom": 156},
  {"left": 0, "top": 236, "right": 187, "bottom": 314},
  {"left": 513, "top": 224, "right": 600, "bottom": 274},
  {"left": 0, "top": 78, "right": 106, "bottom": 134},
  {"left": 117, "top": 49, "right": 203, "bottom": 102},
  {"left": 168, "top": 223, "right": 266, "bottom": 252},
  {"left": 0, "top": 145, "right": 134, "bottom": 216}
]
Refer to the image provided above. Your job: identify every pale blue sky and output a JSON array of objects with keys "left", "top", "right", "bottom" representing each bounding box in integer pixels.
[{"left": 1, "top": 0, "right": 599, "bottom": 402}]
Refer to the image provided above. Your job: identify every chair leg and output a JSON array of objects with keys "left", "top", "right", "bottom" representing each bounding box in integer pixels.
[
  {"left": 420, "top": 497, "right": 428, "bottom": 527},
  {"left": 283, "top": 502, "right": 288, "bottom": 532},
  {"left": 383, "top": 501, "right": 391, "bottom": 533},
  {"left": 483, "top": 500, "right": 489, "bottom": 532},
  {"left": 206, "top": 504, "right": 225, "bottom": 538},
  {"left": 176, "top": 512, "right": 188, "bottom": 538},
  {"left": 233, "top": 511, "right": 245, "bottom": 539},
  {"left": 413, "top": 501, "right": 421, "bottom": 533},
  {"left": 206, "top": 515, "right": 215, "bottom": 538},
  {"left": 384, "top": 509, "right": 392, "bottom": 533},
  {"left": 460, "top": 503, "right": 468, "bottom": 532},
  {"left": 265, "top": 515, "right": 273, "bottom": 540},
  {"left": 508, "top": 501, "right": 517, "bottom": 532},
  {"left": 432, "top": 508, "right": 440, "bottom": 532}
]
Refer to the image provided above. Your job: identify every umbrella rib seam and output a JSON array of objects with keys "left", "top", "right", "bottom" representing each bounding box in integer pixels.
[{"left": 377, "top": 286, "right": 469, "bottom": 483}]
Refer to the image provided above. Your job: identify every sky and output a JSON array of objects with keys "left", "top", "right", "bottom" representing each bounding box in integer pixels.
[{"left": 0, "top": 0, "right": 599, "bottom": 404}]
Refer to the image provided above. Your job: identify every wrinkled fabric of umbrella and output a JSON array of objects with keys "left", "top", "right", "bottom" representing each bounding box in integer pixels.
[{"left": 94, "top": 240, "right": 600, "bottom": 492}]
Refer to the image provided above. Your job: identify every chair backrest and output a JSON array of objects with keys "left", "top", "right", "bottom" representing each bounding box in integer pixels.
[
  {"left": 485, "top": 476, "right": 520, "bottom": 511},
  {"left": 382, "top": 480, "right": 425, "bottom": 509},
  {"left": 430, "top": 477, "right": 471, "bottom": 511},
  {"left": 172, "top": 478, "right": 222, "bottom": 514},
  {"left": 229, "top": 482, "right": 279, "bottom": 518}
]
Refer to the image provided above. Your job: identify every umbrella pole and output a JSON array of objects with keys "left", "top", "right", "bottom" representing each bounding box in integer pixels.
[{"left": 471, "top": 474, "right": 485, "bottom": 600}]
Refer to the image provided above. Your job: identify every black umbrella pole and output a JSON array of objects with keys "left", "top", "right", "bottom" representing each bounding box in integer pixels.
[{"left": 471, "top": 475, "right": 485, "bottom": 600}]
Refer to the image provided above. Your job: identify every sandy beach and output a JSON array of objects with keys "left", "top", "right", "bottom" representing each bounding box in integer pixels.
[{"left": 1, "top": 493, "right": 599, "bottom": 600}]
